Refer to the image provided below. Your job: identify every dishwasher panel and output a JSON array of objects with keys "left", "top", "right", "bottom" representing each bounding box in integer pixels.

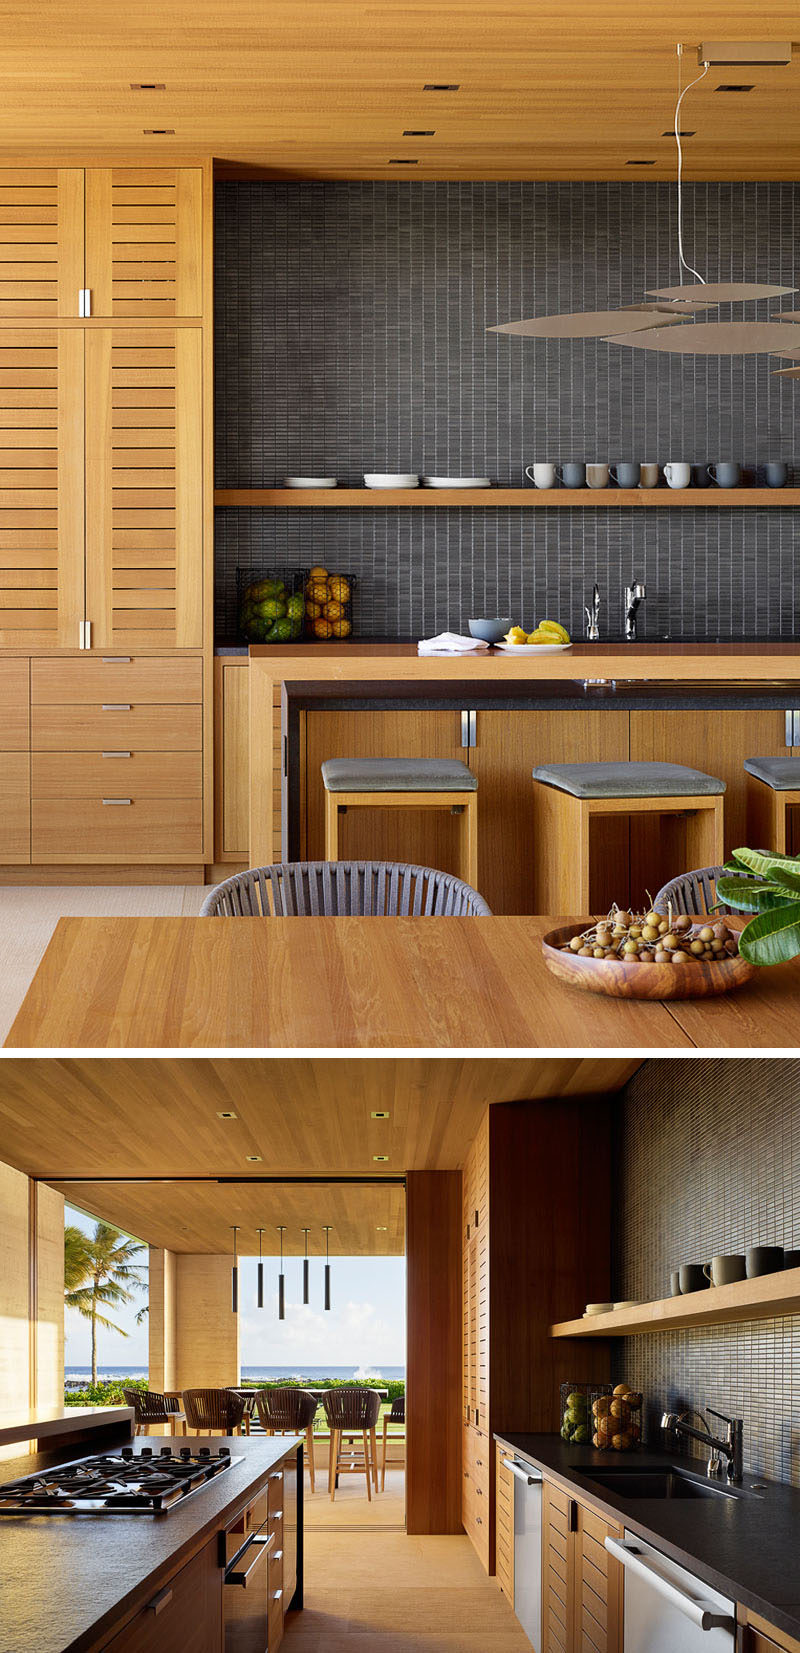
[
  {"left": 502, "top": 1456, "right": 542, "bottom": 1649},
  {"left": 606, "top": 1531, "right": 735, "bottom": 1652}
]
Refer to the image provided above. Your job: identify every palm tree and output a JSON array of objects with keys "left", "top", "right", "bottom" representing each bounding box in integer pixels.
[{"left": 64, "top": 1221, "right": 147, "bottom": 1384}]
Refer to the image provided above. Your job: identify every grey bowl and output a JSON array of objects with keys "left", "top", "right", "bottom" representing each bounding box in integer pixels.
[{"left": 469, "top": 617, "right": 511, "bottom": 643}]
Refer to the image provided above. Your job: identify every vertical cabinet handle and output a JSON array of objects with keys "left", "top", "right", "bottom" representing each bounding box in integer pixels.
[
  {"left": 786, "top": 711, "right": 794, "bottom": 747},
  {"left": 569, "top": 1498, "right": 578, "bottom": 1532},
  {"left": 460, "top": 709, "right": 477, "bottom": 748},
  {"left": 78, "top": 287, "right": 92, "bottom": 317},
  {"left": 146, "top": 1587, "right": 173, "bottom": 1616}
]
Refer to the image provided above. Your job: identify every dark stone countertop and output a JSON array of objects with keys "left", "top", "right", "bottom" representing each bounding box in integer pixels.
[
  {"left": 0, "top": 1433, "right": 302, "bottom": 1653},
  {"left": 495, "top": 1433, "right": 800, "bottom": 1641}
]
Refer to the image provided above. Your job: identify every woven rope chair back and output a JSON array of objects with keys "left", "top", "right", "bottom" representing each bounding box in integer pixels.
[
  {"left": 123, "top": 1387, "right": 177, "bottom": 1423},
  {"left": 182, "top": 1388, "right": 246, "bottom": 1432},
  {"left": 322, "top": 1386, "right": 381, "bottom": 1430},
  {"left": 387, "top": 1395, "right": 405, "bottom": 1424},
  {"left": 200, "top": 860, "right": 491, "bottom": 918},
  {"left": 255, "top": 1386, "right": 317, "bottom": 1431},
  {"left": 654, "top": 865, "right": 756, "bottom": 919}
]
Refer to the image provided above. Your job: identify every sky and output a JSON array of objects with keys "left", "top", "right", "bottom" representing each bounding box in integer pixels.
[{"left": 64, "top": 1203, "right": 406, "bottom": 1372}]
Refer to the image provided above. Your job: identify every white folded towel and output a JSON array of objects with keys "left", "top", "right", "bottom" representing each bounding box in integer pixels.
[{"left": 417, "top": 631, "right": 489, "bottom": 655}]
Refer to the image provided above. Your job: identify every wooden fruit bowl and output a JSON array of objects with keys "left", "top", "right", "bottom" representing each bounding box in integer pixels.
[{"left": 542, "top": 923, "right": 757, "bottom": 1001}]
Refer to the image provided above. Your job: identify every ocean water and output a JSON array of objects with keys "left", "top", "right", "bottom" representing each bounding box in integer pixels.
[{"left": 65, "top": 1364, "right": 405, "bottom": 1385}]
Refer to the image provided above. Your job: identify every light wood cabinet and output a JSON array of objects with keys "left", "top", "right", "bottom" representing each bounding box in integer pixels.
[
  {"left": 99, "top": 1535, "right": 222, "bottom": 1653},
  {"left": 739, "top": 1614, "right": 800, "bottom": 1652},
  {"left": 461, "top": 1101, "right": 612, "bottom": 1576},
  {"left": 0, "top": 166, "right": 202, "bottom": 322},
  {"left": 542, "top": 1476, "right": 622, "bottom": 1653},
  {"left": 0, "top": 660, "right": 29, "bottom": 861},
  {"left": 494, "top": 1440, "right": 515, "bottom": 1605},
  {"left": 214, "top": 657, "right": 249, "bottom": 861}
]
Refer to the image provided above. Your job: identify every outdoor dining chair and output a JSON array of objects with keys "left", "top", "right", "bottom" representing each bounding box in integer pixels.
[
  {"left": 181, "top": 1387, "right": 248, "bottom": 1435},
  {"left": 255, "top": 1386, "right": 319, "bottom": 1492},
  {"left": 200, "top": 859, "right": 492, "bottom": 917},
  {"left": 123, "top": 1387, "right": 186, "bottom": 1436},
  {"left": 322, "top": 1386, "right": 381, "bottom": 1502}
]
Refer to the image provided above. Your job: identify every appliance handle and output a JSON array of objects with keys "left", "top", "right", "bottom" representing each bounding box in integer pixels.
[
  {"left": 603, "top": 1537, "right": 734, "bottom": 1632},
  {"left": 225, "top": 1528, "right": 275, "bottom": 1587},
  {"left": 501, "top": 1456, "right": 542, "bottom": 1485}
]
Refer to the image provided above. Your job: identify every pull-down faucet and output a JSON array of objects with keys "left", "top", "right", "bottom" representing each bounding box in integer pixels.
[
  {"left": 584, "top": 583, "right": 601, "bottom": 641},
  {"left": 661, "top": 1407, "right": 744, "bottom": 1483},
  {"left": 625, "top": 581, "right": 646, "bottom": 642}
]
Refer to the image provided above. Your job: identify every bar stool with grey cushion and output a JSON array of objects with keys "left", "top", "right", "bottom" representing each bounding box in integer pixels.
[
  {"left": 182, "top": 1388, "right": 248, "bottom": 1436},
  {"left": 380, "top": 1394, "right": 405, "bottom": 1491},
  {"left": 322, "top": 1387, "right": 381, "bottom": 1502},
  {"left": 744, "top": 757, "right": 800, "bottom": 855},
  {"left": 531, "top": 762, "right": 725, "bottom": 914},
  {"left": 255, "top": 1387, "right": 318, "bottom": 1493},
  {"left": 123, "top": 1387, "right": 186, "bottom": 1437},
  {"left": 321, "top": 758, "right": 479, "bottom": 888},
  {"left": 200, "top": 860, "right": 491, "bottom": 917},
  {"left": 654, "top": 865, "right": 757, "bottom": 919}
]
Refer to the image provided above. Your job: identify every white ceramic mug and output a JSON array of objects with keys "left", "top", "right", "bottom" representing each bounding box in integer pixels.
[
  {"left": 639, "top": 463, "right": 659, "bottom": 489},
  {"left": 586, "top": 463, "right": 609, "bottom": 489},
  {"left": 525, "top": 463, "right": 556, "bottom": 489},
  {"left": 664, "top": 462, "right": 691, "bottom": 489}
]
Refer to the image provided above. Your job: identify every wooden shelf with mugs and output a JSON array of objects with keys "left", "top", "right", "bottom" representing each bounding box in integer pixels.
[
  {"left": 551, "top": 1260, "right": 800, "bottom": 1339},
  {"left": 215, "top": 486, "right": 800, "bottom": 508}
]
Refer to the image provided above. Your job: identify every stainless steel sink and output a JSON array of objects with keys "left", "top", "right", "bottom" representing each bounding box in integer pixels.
[{"left": 575, "top": 1466, "right": 738, "bottom": 1501}]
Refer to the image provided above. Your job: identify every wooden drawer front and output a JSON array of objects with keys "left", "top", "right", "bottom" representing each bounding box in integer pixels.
[
  {"left": 544, "top": 1481, "right": 572, "bottom": 1653},
  {"left": 0, "top": 751, "right": 30, "bottom": 863},
  {"left": 463, "top": 1491, "right": 490, "bottom": 1571},
  {"left": 268, "top": 1542, "right": 284, "bottom": 1653},
  {"left": 32, "top": 796, "right": 202, "bottom": 859},
  {"left": 32, "top": 655, "right": 202, "bottom": 704},
  {"left": 32, "top": 703, "right": 202, "bottom": 751},
  {"left": 578, "top": 1503, "right": 622, "bottom": 1653},
  {"left": 32, "top": 750, "right": 202, "bottom": 798},
  {"left": 100, "top": 1535, "right": 221, "bottom": 1653},
  {"left": 0, "top": 658, "right": 29, "bottom": 748}
]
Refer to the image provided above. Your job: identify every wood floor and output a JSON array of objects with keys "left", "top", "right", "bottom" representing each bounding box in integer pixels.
[
  {"left": 283, "top": 1470, "right": 530, "bottom": 1652},
  {"left": 0, "top": 883, "right": 207, "bottom": 1044}
]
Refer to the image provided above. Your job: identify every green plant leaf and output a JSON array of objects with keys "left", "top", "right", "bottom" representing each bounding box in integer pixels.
[
  {"left": 766, "top": 864, "right": 800, "bottom": 897},
  {"left": 715, "top": 878, "right": 788, "bottom": 912},
  {"left": 739, "top": 901, "right": 800, "bottom": 966},
  {"left": 731, "top": 846, "right": 800, "bottom": 879}
]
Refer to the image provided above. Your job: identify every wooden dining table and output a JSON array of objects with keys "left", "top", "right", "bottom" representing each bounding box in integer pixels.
[{"left": 5, "top": 913, "right": 800, "bottom": 1049}]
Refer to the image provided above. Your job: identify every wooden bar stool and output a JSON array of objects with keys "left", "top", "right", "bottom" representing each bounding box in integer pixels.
[
  {"left": 321, "top": 758, "right": 478, "bottom": 888},
  {"left": 322, "top": 1387, "right": 381, "bottom": 1502},
  {"left": 531, "top": 761, "right": 725, "bottom": 913},
  {"left": 745, "top": 758, "right": 800, "bottom": 853}
]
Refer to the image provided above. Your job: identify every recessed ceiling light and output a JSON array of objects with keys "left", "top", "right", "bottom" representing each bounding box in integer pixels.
[
  {"left": 389, "top": 158, "right": 418, "bottom": 165},
  {"left": 626, "top": 159, "right": 656, "bottom": 166},
  {"left": 715, "top": 84, "right": 755, "bottom": 92},
  {"left": 376, "top": 1225, "right": 388, "bottom": 1231},
  {"left": 143, "top": 128, "right": 175, "bottom": 135},
  {"left": 403, "top": 130, "right": 435, "bottom": 136},
  {"left": 373, "top": 1154, "right": 390, "bottom": 1163},
  {"left": 217, "top": 1110, "right": 238, "bottom": 1119},
  {"left": 371, "top": 1110, "right": 390, "bottom": 1120},
  {"left": 131, "top": 82, "right": 165, "bottom": 90},
  {"left": 424, "top": 83, "right": 459, "bottom": 91},
  {"left": 662, "top": 129, "right": 695, "bottom": 137},
  {"left": 245, "top": 1154, "right": 262, "bottom": 1163}
]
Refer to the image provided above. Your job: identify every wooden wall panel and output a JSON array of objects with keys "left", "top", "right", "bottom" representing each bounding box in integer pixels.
[
  {"left": 173, "top": 1253, "right": 240, "bottom": 1392},
  {"left": 0, "top": 168, "right": 83, "bottom": 318},
  {"left": 406, "top": 1169, "right": 462, "bottom": 1535},
  {"left": 0, "top": 1157, "right": 31, "bottom": 1455},
  {"left": 148, "top": 1245, "right": 177, "bottom": 1393},
  {"left": 35, "top": 1181, "right": 65, "bottom": 1412}
]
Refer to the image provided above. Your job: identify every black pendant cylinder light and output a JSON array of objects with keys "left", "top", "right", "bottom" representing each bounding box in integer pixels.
[
  {"left": 277, "top": 1226, "right": 286, "bottom": 1320},
  {"left": 231, "top": 1226, "right": 240, "bottom": 1314},
  {"left": 302, "top": 1228, "right": 310, "bottom": 1306},
  {"left": 256, "top": 1228, "right": 264, "bottom": 1309},
  {"left": 323, "top": 1226, "right": 332, "bottom": 1311}
]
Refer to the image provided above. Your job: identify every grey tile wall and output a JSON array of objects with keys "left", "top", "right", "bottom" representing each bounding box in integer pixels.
[
  {"left": 214, "top": 181, "right": 800, "bottom": 642},
  {"left": 611, "top": 1057, "right": 800, "bottom": 1485}
]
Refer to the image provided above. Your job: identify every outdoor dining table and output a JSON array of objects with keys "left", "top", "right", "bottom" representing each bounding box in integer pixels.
[{"left": 7, "top": 913, "right": 800, "bottom": 1048}]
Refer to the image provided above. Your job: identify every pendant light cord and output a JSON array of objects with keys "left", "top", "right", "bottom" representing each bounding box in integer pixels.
[{"left": 675, "top": 46, "right": 709, "bottom": 284}]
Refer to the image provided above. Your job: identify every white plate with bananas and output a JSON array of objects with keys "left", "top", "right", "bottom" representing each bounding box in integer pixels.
[{"left": 495, "top": 641, "right": 572, "bottom": 654}]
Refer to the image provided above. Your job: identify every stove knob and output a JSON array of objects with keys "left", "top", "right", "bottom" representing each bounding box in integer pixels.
[
  {"left": 160, "top": 1447, "right": 172, "bottom": 1456},
  {"left": 141, "top": 1447, "right": 153, "bottom": 1458},
  {"left": 218, "top": 1447, "right": 230, "bottom": 1458},
  {"left": 121, "top": 1447, "right": 134, "bottom": 1460},
  {"left": 180, "top": 1447, "right": 192, "bottom": 1461},
  {"left": 199, "top": 1446, "right": 210, "bottom": 1458}
]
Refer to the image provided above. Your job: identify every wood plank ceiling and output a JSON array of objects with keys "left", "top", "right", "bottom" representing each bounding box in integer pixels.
[
  {"left": 0, "top": 1055, "right": 639, "bottom": 1254},
  {"left": 0, "top": 3, "right": 798, "bottom": 179}
]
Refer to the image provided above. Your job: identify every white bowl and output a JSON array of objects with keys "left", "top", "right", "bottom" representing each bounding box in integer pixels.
[
  {"left": 284, "top": 477, "right": 338, "bottom": 488},
  {"left": 584, "top": 1302, "right": 614, "bottom": 1316},
  {"left": 612, "top": 1300, "right": 642, "bottom": 1311},
  {"left": 364, "top": 473, "right": 419, "bottom": 488},
  {"left": 423, "top": 476, "right": 492, "bottom": 488}
]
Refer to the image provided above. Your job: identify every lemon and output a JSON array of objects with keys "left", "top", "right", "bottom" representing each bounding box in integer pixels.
[
  {"left": 503, "top": 626, "right": 528, "bottom": 645},
  {"left": 538, "top": 620, "right": 570, "bottom": 643}
]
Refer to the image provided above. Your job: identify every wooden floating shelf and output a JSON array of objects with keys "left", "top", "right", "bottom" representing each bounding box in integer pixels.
[
  {"left": 215, "top": 487, "right": 800, "bottom": 508},
  {"left": 551, "top": 1265, "right": 800, "bottom": 1339}
]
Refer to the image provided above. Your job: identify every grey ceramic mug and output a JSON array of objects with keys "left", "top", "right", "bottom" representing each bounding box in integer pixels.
[
  {"left": 556, "top": 462, "right": 586, "bottom": 488},
  {"left": 703, "top": 1254, "right": 746, "bottom": 1287},
  {"left": 709, "top": 462, "right": 742, "bottom": 487},
  {"left": 586, "top": 463, "right": 610, "bottom": 489},
  {"left": 746, "top": 1245, "right": 784, "bottom": 1277},
  {"left": 669, "top": 1270, "right": 682, "bottom": 1297},
  {"left": 765, "top": 461, "right": 789, "bottom": 487},
  {"left": 610, "top": 463, "right": 640, "bottom": 488},
  {"left": 679, "top": 1263, "right": 710, "bottom": 1294},
  {"left": 784, "top": 1249, "right": 800, "bottom": 1269},
  {"left": 692, "top": 464, "right": 711, "bottom": 487}
]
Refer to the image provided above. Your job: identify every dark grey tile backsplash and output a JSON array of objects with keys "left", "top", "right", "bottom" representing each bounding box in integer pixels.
[
  {"left": 214, "top": 181, "right": 800, "bottom": 642},
  {"left": 612, "top": 1058, "right": 800, "bottom": 1485}
]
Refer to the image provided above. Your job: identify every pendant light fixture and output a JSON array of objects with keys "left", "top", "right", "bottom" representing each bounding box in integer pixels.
[
  {"left": 231, "top": 1226, "right": 240, "bottom": 1314},
  {"left": 489, "top": 42, "right": 796, "bottom": 357},
  {"left": 277, "top": 1226, "right": 286, "bottom": 1320},
  {"left": 323, "top": 1226, "right": 332, "bottom": 1311},
  {"left": 302, "top": 1228, "right": 310, "bottom": 1306},
  {"left": 256, "top": 1227, "right": 264, "bottom": 1309}
]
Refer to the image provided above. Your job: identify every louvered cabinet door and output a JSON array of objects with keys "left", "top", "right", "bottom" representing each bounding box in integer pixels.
[
  {"left": 85, "top": 327, "right": 202, "bottom": 650},
  {"left": 85, "top": 168, "right": 202, "bottom": 317},
  {"left": 0, "top": 330, "right": 84, "bottom": 647},
  {"left": 0, "top": 169, "right": 83, "bottom": 318}
]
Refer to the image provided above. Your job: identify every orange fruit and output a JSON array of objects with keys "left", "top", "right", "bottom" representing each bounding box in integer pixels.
[
  {"left": 324, "top": 599, "right": 344, "bottom": 620},
  {"left": 328, "top": 574, "right": 350, "bottom": 603},
  {"left": 308, "top": 580, "right": 329, "bottom": 604},
  {"left": 331, "top": 617, "right": 351, "bottom": 638},
  {"left": 305, "top": 600, "right": 322, "bottom": 620},
  {"left": 308, "top": 565, "right": 328, "bottom": 580},
  {"left": 313, "top": 616, "right": 333, "bottom": 639}
]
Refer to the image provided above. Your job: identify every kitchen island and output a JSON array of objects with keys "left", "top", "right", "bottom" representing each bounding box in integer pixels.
[
  {"left": 246, "top": 642, "right": 800, "bottom": 913},
  {"left": 0, "top": 1430, "right": 302, "bottom": 1653}
]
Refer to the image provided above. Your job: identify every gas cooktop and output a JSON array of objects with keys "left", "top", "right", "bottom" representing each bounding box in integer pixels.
[{"left": 0, "top": 1445, "right": 244, "bottom": 1514}]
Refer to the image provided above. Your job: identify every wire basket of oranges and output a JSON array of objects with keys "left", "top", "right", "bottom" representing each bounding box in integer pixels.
[
  {"left": 303, "top": 567, "right": 354, "bottom": 640},
  {"left": 591, "top": 1382, "right": 643, "bottom": 1451}
]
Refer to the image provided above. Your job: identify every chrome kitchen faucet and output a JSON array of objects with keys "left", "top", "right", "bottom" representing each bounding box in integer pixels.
[
  {"left": 661, "top": 1408, "right": 744, "bottom": 1483},
  {"left": 584, "top": 583, "right": 601, "bottom": 640},
  {"left": 625, "top": 581, "right": 646, "bottom": 642}
]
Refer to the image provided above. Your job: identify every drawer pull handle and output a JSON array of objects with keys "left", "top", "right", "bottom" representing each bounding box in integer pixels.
[
  {"left": 146, "top": 1587, "right": 173, "bottom": 1616},
  {"left": 272, "top": 1550, "right": 283, "bottom": 1562},
  {"left": 102, "top": 703, "right": 131, "bottom": 712},
  {"left": 102, "top": 751, "right": 131, "bottom": 759},
  {"left": 102, "top": 656, "right": 132, "bottom": 664},
  {"left": 102, "top": 798, "right": 132, "bottom": 806}
]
